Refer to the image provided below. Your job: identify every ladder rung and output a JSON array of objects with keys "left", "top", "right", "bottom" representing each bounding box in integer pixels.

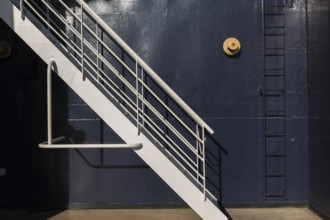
[
  {"left": 265, "top": 69, "right": 285, "bottom": 76},
  {"left": 265, "top": 90, "right": 285, "bottom": 96},
  {"left": 265, "top": 46, "right": 285, "bottom": 54},
  {"left": 264, "top": 5, "right": 285, "bottom": 15},
  {"left": 265, "top": 26, "right": 285, "bottom": 29},
  {"left": 265, "top": 111, "right": 285, "bottom": 117},
  {"left": 264, "top": 5, "right": 286, "bottom": 8},
  {"left": 266, "top": 74, "right": 285, "bottom": 77},
  {"left": 266, "top": 173, "right": 286, "bottom": 177},
  {"left": 264, "top": 47, "right": 285, "bottom": 49},
  {"left": 265, "top": 33, "right": 285, "bottom": 37},
  {"left": 265, "top": 68, "right": 285, "bottom": 71},
  {"left": 264, "top": 6, "right": 285, "bottom": 15},
  {"left": 266, "top": 153, "right": 286, "bottom": 157},
  {"left": 265, "top": 193, "right": 287, "bottom": 198},
  {"left": 265, "top": 48, "right": 285, "bottom": 52},
  {"left": 265, "top": 53, "right": 285, "bottom": 56},
  {"left": 264, "top": 12, "right": 285, "bottom": 15},
  {"left": 265, "top": 132, "right": 285, "bottom": 137},
  {"left": 265, "top": 73, "right": 285, "bottom": 77},
  {"left": 265, "top": 74, "right": 285, "bottom": 77},
  {"left": 265, "top": 27, "right": 285, "bottom": 32}
]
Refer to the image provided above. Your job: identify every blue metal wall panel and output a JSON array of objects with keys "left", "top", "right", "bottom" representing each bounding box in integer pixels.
[{"left": 0, "top": 0, "right": 309, "bottom": 207}]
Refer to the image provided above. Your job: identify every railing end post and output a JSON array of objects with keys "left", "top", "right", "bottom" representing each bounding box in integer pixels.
[{"left": 20, "top": 0, "right": 25, "bottom": 20}]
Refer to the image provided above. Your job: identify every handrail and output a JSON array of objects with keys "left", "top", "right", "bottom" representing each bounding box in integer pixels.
[
  {"left": 79, "top": 0, "right": 214, "bottom": 135},
  {"left": 39, "top": 59, "right": 143, "bottom": 150}
]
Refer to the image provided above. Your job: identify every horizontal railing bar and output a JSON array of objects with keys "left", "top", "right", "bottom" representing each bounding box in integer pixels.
[
  {"left": 58, "top": 0, "right": 81, "bottom": 22},
  {"left": 139, "top": 111, "right": 203, "bottom": 164},
  {"left": 79, "top": 0, "right": 214, "bottom": 134},
  {"left": 83, "top": 56, "right": 144, "bottom": 125},
  {"left": 83, "top": 67, "right": 138, "bottom": 124},
  {"left": 20, "top": 0, "right": 219, "bottom": 203},
  {"left": 40, "top": 143, "right": 142, "bottom": 149},
  {"left": 83, "top": 39, "right": 136, "bottom": 93},
  {"left": 137, "top": 78, "right": 204, "bottom": 144},
  {"left": 137, "top": 123, "right": 204, "bottom": 184},
  {"left": 138, "top": 96, "right": 199, "bottom": 155},
  {"left": 141, "top": 120, "right": 205, "bottom": 183},
  {"left": 82, "top": 56, "right": 138, "bottom": 114},
  {"left": 25, "top": 0, "right": 83, "bottom": 58},
  {"left": 138, "top": 118, "right": 203, "bottom": 176},
  {"left": 142, "top": 121, "right": 200, "bottom": 170},
  {"left": 83, "top": 44, "right": 199, "bottom": 159},
  {"left": 79, "top": 17, "right": 137, "bottom": 79},
  {"left": 56, "top": 0, "right": 138, "bottom": 82},
  {"left": 39, "top": 138, "right": 143, "bottom": 150},
  {"left": 33, "top": 0, "right": 205, "bottom": 163},
  {"left": 82, "top": 40, "right": 200, "bottom": 155},
  {"left": 143, "top": 103, "right": 199, "bottom": 156},
  {"left": 40, "top": 0, "right": 82, "bottom": 39},
  {"left": 83, "top": 35, "right": 202, "bottom": 146},
  {"left": 136, "top": 106, "right": 200, "bottom": 163}
]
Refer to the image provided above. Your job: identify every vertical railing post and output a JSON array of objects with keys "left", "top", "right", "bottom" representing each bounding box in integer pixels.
[
  {"left": 81, "top": 3, "right": 85, "bottom": 80},
  {"left": 202, "top": 126, "right": 206, "bottom": 201},
  {"left": 136, "top": 60, "right": 140, "bottom": 135},
  {"left": 141, "top": 68, "right": 145, "bottom": 129},
  {"left": 196, "top": 124, "right": 200, "bottom": 180},
  {"left": 96, "top": 24, "right": 100, "bottom": 84},
  {"left": 20, "top": 0, "right": 25, "bottom": 20},
  {"left": 197, "top": 124, "right": 206, "bottom": 200},
  {"left": 47, "top": 59, "right": 56, "bottom": 145}
]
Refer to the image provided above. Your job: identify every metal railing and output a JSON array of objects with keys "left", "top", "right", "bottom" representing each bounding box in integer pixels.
[
  {"left": 18, "top": 0, "right": 216, "bottom": 200},
  {"left": 38, "top": 59, "right": 143, "bottom": 150}
]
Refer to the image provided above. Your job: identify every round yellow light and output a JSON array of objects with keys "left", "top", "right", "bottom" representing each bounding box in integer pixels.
[{"left": 223, "top": 38, "right": 241, "bottom": 56}]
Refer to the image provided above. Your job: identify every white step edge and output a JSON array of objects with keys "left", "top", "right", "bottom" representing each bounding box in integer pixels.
[{"left": 0, "top": 1, "right": 227, "bottom": 219}]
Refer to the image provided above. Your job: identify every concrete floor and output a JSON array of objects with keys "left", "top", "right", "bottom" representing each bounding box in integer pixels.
[{"left": 0, "top": 207, "right": 322, "bottom": 220}]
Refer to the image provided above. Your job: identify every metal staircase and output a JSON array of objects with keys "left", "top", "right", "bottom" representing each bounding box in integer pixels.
[{"left": 0, "top": 0, "right": 228, "bottom": 219}]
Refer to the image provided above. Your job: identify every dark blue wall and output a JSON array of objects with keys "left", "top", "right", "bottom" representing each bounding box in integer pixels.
[
  {"left": 0, "top": 0, "right": 309, "bottom": 208},
  {"left": 307, "top": 0, "right": 330, "bottom": 218},
  {"left": 0, "top": 20, "right": 69, "bottom": 208}
]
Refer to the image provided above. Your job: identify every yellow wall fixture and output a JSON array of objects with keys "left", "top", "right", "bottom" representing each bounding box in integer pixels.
[
  {"left": 223, "top": 37, "right": 241, "bottom": 56},
  {"left": 0, "top": 41, "right": 12, "bottom": 59}
]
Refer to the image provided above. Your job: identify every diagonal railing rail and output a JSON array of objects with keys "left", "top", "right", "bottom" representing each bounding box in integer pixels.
[{"left": 17, "top": 0, "right": 218, "bottom": 201}]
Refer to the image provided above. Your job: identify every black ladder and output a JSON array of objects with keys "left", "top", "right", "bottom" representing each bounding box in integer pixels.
[{"left": 263, "top": 0, "right": 288, "bottom": 199}]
